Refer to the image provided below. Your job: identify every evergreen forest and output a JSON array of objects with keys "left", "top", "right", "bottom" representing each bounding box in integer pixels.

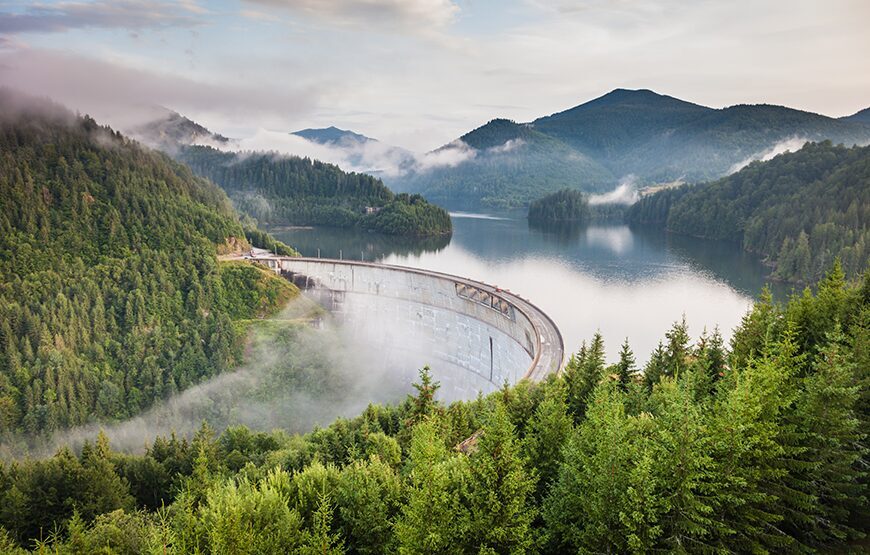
[
  {"left": 627, "top": 141, "right": 869, "bottom": 284},
  {"left": 0, "top": 264, "right": 866, "bottom": 553},
  {"left": 178, "top": 146, "right": 452, "bottom": 237},
  {"left": 0, "top": 93, "right": 296, "bottom": 438}
]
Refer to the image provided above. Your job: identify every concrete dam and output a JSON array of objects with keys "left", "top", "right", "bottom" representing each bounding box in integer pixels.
[{"left": 252, "top": 256, "right": 565, "bottom": 401}]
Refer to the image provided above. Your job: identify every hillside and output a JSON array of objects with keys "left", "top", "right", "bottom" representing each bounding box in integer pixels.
[
  {"left": 843, "top": 107, "right": 870, "bottom": 124},
  {"left": 0, "top": 268, "right": 866, "bottom": 553},
  {"left": 398, "top": 119, "right": 614, "bottom": 209},
  {"left": 127, "top": 107, "right": 230, "bottom": 152},
  {"left": 533, "top": 92, "right": 870, "bottom": 181},
  {"left": 532, "top": 88, "right": 712, "bottom": 159},
  {"left": 178, "top": 145, "right": 452, "bottom": 236},
  {"left": 397, "top": 89, "right": 870, "bottom": 207},
  {"left": 630, "top": 104, "right": 870, "bottom": 181},
  {"left": 627, "top": 141, "right": 870, "bottom": 283},
  {"left": 0, "top": 91, "right": 296, "bottom": 436}
]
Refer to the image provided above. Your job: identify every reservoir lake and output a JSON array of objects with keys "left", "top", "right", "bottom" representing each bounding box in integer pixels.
[{"left": 270, "top": 211, "right": 791, "bottom": 364}]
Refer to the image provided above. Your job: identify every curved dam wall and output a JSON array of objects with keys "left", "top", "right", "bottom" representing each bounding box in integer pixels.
[{"left": 253, "top": 257, "right": 564, "bottom": 401}]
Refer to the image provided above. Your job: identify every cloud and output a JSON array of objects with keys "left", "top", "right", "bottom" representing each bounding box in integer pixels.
[
  {"left": 487, "top": 138, "right": 525, "bottom": 154},
  {"left": 240, "top": 9, "right": 281, "bottom": 22},
  {"left": 588, "top": 177, "right": 640, "bottom": 205},
  {"left": 414, "top": 140, "right": 476, "bottom": 171},
  {"left": 244, "top": 0, "right": 460, "bottom": 30},
  {"left": 207, "top": 128, "right": 474, "bottom": 177},
  {"left": 728, "top": 136, "right": 809, "bottom": 173},
  {"left": 0, "top": 1, "right": 204, "bottom": 35},
  {"left": 0, "top": 48, "right": 322, "bottom": 132}
]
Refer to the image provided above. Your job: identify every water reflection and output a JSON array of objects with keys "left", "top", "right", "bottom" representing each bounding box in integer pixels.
[
  {"left": 270, "top": 213, "right": 785, "bottom": 361},
  {"left": 269, "top": 225, "right": 450, "bottom": 261},
  {"left": 585, "top": 226, "right": 634, "bottom": 255}
]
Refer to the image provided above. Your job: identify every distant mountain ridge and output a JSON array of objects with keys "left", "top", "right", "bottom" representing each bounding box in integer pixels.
[
  {"left": 843, "top": 107, "right": 870, "bottom": 123},
  {"left": 399, "top": 118, "right": 614, "bottom": 208},
  {"left": 394, "top": 89, "right": 870, "bottom": 208},
  {"left": 129, "top": 91, "right": 870, "bottom": 210},
  {"left": 292, "top": 126, "right": 374, "bottom": 145},
  {"left": 290, "top": 126, "right": 417, "bottom": 178}
]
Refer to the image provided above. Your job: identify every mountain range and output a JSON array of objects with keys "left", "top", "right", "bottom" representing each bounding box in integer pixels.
[
  {"left": 129, "top": 89, "right": 870, "bottom": 209},
  {"left": 395, "top": 89, "right": 870, "bottom": 208}
]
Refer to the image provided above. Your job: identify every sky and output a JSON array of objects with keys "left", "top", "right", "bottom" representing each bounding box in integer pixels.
[{"left": 0, "top": 0, "right": 868, "bottom": 152}]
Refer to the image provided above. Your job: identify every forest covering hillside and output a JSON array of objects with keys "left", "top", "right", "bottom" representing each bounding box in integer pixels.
[
  {"left": 128, "top": 108, "right": 229, "bottom": 153},
  {"left": 178, "top": 146, "right": 452, "bottom": 236},
  {"left": 393, "top": 89, "right": 870, "bottom": 208},
  {"left": 527, "top": 189, "right": 590, "bottom": 224},
  {"left": 396, "top": 119, "right": 614, "bottom": 209},
  {"left": 0, "top": 92, "right": 297, "bottom": 437},
  {"left": 627, "top": 141, "right": 869, "bottom": 283},
  {"left": 0, "top": 266, "right": 866, "bottom": 553}
]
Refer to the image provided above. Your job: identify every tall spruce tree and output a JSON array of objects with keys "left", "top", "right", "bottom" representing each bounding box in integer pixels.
[
  {"left": 563, "top": 332, "right": 606, "bottom": 422},
  {"left": 543, "top": 380, "right": 634, "bottom": 553},
  {"left": 615, "top": 338, "right": 638, "bottom": 391},
  {"left": 521, "top": 380, "right": 573, "bottom": 502},
  {"left": 463, "top": 401, "right": 536, "bottom": 554}
]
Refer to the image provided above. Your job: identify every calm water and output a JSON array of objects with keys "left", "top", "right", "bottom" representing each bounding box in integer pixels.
[{"left": 270, "top": 213, "right": 790, "bottom": 363}]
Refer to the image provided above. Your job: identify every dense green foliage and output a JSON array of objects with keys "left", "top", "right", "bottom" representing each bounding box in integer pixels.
[
  {"left": 178, "top": 146, "right": 451, "bottom": 236},
  {"left": 627, "top": 141, "right": 869, "bottom": 283},
  {"left": 394, "top": 89, "right": 870, "bottom": 208},
  {"left": 396, "top": 119, "right": 613, "bottom": 209},
  {"left": 242, "top": 226, "right": 298, "bottom": 256},
  {"left": 0, "top": 95, "right": 296, "bottom": 437},
  {"left": 528, "top": 189, "right": 589, "bottom": 223},
  {"left": 1, "top": 264, "right": 867, "bottom": 553},
  {"left": 534, "top": 90, "right": 870, "bottom": 183}
]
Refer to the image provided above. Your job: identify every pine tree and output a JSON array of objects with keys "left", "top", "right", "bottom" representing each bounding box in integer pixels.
[
  {"left": 707, "top": 333, "right": 804, "bottom": 552},
  {"left": 521, "top": 380, "right": 573, "bottom": 502},
  {"left": 463, "top": 401, "right": 536, "bottom": 554},
  {"left": 648, "top": 378, "right": 722, "bottom": 551},
  {"left": 395, "top": 421, "right": 468, "bottom": 554},
  {"left": 563, "top": 332, "right": 606, "bottom": 421},
  {"left": 300, "top": 490, "right": 345, "bottom": 555},
  {"left": 405, "top": 366, "right": 442, "bottom": 427},
  {"left": 643, "top": 341, "right": 667, "bottom": 390},
  {"left": 730, "top": 286, "right": 779, "bottom": 368},
  {"left": 664, "top": 316, "right": 691, "bottom": 378},
  {"left": 543, "top": 380, "right": 633, "bottom": 553},
  {"left": 615, "top": 337, "right": 637, "bottom": 391},
  {"left": 788, "top": 334, "right": 866, "bottom": 546}
]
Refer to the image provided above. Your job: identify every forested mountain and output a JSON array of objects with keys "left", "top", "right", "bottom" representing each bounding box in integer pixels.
[
  {"left": 127, "top": 107, "right": 229, "bottom": 152},
  {"left": 397, "top": 119, "right": 614, "bottom": 209},
  {"left": 534, "top": 91, "right": 870, "bottom": 181},
  {"left": 1, "top": 265, "right": 866, "bottom": 553},
  {"left": 843, "top": 107, "right": 870, "bottom": 124},
  {"left": 395, "top": 89, "right": 870, "bottom": 207},
  {"left": 0, "top": 91, "right": 296, "bottom": 437},
  {"left": 292, "top": 126, "right": 374, "bottom": 145},
  {"left": 178, "top": 145, "right": 452, "bottom": 236},
  {"left": 627, "top": 141, "right": 869, "bottom": 283},
  {"left": 532, "top": 88, "right": 712, "bottom": 159}
]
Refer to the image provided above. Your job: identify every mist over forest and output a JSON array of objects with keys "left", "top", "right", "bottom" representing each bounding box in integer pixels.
[{"left": 0, "top": 1, "right": 868, "bottom": 553}]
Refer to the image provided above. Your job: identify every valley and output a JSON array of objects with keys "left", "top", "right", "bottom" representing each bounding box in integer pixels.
[{"left": 0, "top": 0, "right": 867, "bottom": 550}]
